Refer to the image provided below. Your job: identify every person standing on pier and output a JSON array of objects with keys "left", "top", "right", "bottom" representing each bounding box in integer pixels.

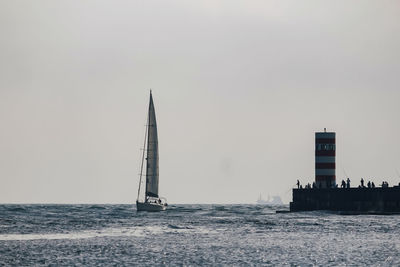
[{"left": 346, "top": 178, "right": 351, "bottom": 188}]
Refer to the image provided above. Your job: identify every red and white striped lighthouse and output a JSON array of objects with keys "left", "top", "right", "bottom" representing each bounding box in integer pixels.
[{"left": 315, "top": 129, "right": 336, "bottom": 188}]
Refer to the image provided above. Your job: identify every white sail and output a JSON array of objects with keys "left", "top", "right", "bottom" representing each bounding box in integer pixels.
[{"left": 145, "top": 92, "right": 159, "bottom": 198}]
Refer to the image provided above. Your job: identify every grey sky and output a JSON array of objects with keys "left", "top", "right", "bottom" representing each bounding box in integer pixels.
[{"left": 1, "top": 1, "right": 399, "bottom": 204}]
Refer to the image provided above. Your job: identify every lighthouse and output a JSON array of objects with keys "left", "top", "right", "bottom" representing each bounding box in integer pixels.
[
  {"left": 290, "top": 130, "right": 400, "bottom": 213},
  {"left": 315, "top": 128, "right": 336, "bottom": 188}
]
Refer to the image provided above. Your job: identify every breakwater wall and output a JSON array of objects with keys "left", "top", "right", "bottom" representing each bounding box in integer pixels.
[{"left": 290, "top": 187, "right": 400, "bottom": 213}]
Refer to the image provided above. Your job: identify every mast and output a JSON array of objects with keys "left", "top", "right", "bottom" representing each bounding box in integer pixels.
[{"left": 137, "top": 112, "right": 148, "bottom": 202}]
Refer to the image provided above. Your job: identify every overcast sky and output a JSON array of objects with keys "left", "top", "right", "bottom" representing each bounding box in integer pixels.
[{"left": 1, "top": 1, "right": 399, "bottom": 204}]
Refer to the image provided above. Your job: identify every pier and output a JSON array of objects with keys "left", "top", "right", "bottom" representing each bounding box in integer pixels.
[{"left": 290, "top": 187, "right": 400, "bottom": 213}]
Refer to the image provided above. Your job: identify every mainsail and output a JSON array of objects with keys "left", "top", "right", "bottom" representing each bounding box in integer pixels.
[{"left": 145, "top": 92, "right": 159, "bottom": 198}]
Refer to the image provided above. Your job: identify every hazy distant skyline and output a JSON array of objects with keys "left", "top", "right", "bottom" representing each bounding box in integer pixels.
[{"left": 1, "top": 1, "right": 399, "bottom": 204}]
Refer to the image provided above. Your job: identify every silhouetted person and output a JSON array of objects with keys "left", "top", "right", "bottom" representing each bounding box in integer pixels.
[
  {"left": 372, "top": 182, "right": 375, "bottom": 188},
  {"left": 346, "top": 178, "right": 350, "bottom": 188},
  {"left": 312, "top": 182, "right": 316, "bottom": 189},
  {"left": 367, "top": 181, "right": 371, "bottom": 188},
  {"left": 341, "top": 180, "right": 346, "bottom": 188},
  {"left": 361, "top": 178, "right": 364, "bottom": 188},
  {"left": 296, "top": 180, "right": 300, "bottom": 189}
]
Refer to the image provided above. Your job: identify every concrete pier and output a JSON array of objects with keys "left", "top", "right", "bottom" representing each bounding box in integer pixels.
[{"left": 290, "top": 187, "right": 400, "bottom": 214}]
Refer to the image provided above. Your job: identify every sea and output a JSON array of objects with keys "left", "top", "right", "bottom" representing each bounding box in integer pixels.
[{"left": 1, "top": 204, "right": 399, "bottom": 266}]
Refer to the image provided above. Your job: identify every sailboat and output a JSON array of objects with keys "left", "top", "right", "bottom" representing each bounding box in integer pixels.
[{"left": 136, "top": 91, "right": 168, "bottom": 212}]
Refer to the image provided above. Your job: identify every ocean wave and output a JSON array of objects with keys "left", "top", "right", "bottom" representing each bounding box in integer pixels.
[
  {"left": 5, "top": 206, "right": 27, "bottom": 212},
  {"left": 0, "top": 227, "right": 142, "bottom": 241},
  {"left": 0, "top": 224, "right": 216, "bottom": 241}
]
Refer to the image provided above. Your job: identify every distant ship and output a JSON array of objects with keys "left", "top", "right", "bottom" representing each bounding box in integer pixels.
[
  {"left": 136, "top": 91, "right": 168, "bottom": 212},
  {"left": 257, "top": 194, "right": 283, "bottom": 205}
]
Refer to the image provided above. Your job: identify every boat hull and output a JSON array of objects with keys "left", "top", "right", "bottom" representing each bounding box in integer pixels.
[{"left": 136, "top": 201, "right": 167, "bottom": 212}]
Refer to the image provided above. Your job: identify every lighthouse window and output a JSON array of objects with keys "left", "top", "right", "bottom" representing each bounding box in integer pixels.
[{"left": 316, "top": 143, "right": 335, "bottom": 151}]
